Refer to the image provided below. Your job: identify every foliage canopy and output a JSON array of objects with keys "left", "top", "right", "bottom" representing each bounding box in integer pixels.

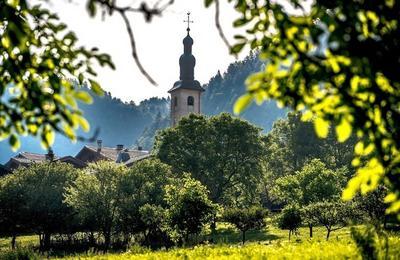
[
  {"left": 0, "top": 1, "right": 114, "bottom": 150},
  {"left": 224, "top": 0, "right": 400, "bottom": 215}
]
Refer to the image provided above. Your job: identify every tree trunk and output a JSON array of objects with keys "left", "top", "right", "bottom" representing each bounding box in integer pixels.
[
  {"left": 242, "top": 230, "right": 246, "bottom": 245},
  {"left": 384, "top": 215, "right": 388, "bottom": 229},
  {"left": 308, "top": 224, "right": 313, "bottom": 238},
  {"left": 11, "top": 235, "right": 16, "bottom": 250},
  {"left": 39, "top": 234, "right": 43, "bottom": 250},
  {"left": 210, "top": 215, "right": 217, "bottom": 241},
  {"left": 104, "top": 232, "right": 111, "bottom": 252},
  {"left": 288, "top": 230, "right": 291, "bottom": 241},
  {"left": 326, "top": 229, "right": 331, "bottom": 240},
  {"left": 43, "top": 232, "right": 51, "bottom": 250},
  {"left": 89, "top": 231, "right": 96, "bottom": 246}
]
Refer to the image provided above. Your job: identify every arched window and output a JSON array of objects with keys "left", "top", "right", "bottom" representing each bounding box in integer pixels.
[
  {"left": 174, "top": 96, "right": 178, "bottom": 107},
  {"left": 187, "top": 96, "right": 194, "bottom": 106}
]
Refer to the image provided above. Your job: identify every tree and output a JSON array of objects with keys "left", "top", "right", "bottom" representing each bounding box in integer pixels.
[
  {"left": 65, "top": 161, "right": 126, "bottom": 251},
  {"left": 355, "top": 185, "right": 388, "bottom": 228},
  {"left": 305, "top": 201, "right": 356, "bottom": 240},
  {"left": 117, "top": 158, "right": 171, "bottom": 243},
  {"left": 165, "top": 174, "right": 215, "bottom": 245},
  {"left": 278, "top": 204, "right": 302, "bottom": 241},
  {"left": 228, "top": 0, "right": 400, "bottom": 214},
  {"left": 223, "top": 206, "right": 267, "bottom": 244},
  {"left": 261, "top": 112, "right": 356, "bottom": 209},
  {"left": 139, "top": 204, "right": 171, "bottom": 249},
  {"left": 0, "top": 162, "right": 79, "bottom": 250},
  {"left": 0, "top": 174, "right": 28, "bottom": 249},
  {"left": 155, "top": 113, "right": 265, "bottom": 207},
  {"left": 275, "top": 159, "right": 347, "bottom": 237}
]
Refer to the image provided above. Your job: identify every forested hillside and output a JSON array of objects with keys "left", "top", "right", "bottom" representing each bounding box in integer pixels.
[
  {"left": 138, "top": 52, "right": 286, "bottom": 149},
  {"left": 0, "top": 92, "right": 169, "bottom": 163}
]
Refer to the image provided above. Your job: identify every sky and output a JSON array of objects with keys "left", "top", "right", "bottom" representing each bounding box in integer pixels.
[{"left": 44, "top": 0, "right": 245, "bottom": 103}]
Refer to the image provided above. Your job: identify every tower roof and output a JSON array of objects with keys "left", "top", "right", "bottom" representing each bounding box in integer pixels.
[
  {"left": 168, "top": 80, "right": 204, "bottom": 93},
  {"left": 169, "top": 12, "right": 204, "bottom": 93}
]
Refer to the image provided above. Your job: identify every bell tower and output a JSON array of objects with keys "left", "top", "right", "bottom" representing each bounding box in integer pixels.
[{"left": 168, "top": 12, "right": 204, "bottom": 126}]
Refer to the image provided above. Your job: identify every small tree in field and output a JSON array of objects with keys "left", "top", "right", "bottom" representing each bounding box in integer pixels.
[
  {"left": 275, "top": 159, "right": 347, "bottom": 238},
  {"left": 305, "top": 201, "right": 356, "bottom": 240},
  {"left": 165, "top": 174, "right": 216, "bottom": 245},
  {"left": 278, "top": 204, "right": 302, "bottom": 241},
  {"left": 223, "top": 206, "right": 267, "bottom": 244}
]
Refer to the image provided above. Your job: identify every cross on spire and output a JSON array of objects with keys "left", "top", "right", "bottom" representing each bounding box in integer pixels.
[{"left": 184, "top": 12, "right": 193, "bottom": 33}]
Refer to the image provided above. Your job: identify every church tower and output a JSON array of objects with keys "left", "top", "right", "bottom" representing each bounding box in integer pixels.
[{"left": 168, "top": 12, "right": 204, "bottom": 126}]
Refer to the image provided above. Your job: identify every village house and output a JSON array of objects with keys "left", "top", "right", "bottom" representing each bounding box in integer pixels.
[{"left": 3, "top": 139, "right": 150, "bottom": 172}]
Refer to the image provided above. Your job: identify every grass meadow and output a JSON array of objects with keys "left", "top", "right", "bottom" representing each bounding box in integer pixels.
[{"left": 1, "top": 224, "right": 399, "bottom": 259}]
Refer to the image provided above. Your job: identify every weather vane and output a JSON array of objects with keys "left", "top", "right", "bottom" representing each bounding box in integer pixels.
[{"left": 184, "top": 12, "right": 193, "bottom": 32}]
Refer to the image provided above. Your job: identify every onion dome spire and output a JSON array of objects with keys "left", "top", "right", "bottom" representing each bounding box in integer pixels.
[
  {"left": 180, "top": 12, "right": 195, "bottom": 81},
  {"left": 169, "top": 12, "right": 204, "bottom": 93}
]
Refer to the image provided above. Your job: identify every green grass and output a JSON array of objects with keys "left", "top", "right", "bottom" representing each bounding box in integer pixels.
[{"left": 1, "top": 225, "right": 400, "bottom": 259}]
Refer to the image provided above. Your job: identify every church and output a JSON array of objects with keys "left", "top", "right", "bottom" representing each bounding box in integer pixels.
[{"left": 168, "top": 13, "right": 205, "bottom": 126}]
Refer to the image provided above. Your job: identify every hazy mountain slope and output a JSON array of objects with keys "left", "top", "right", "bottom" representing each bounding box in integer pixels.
[{"left": 0, "top": 92, "right": 169, "bottom": 163}]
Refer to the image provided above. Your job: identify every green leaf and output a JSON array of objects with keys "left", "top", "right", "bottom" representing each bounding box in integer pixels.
[
  {"left": 314, "top": 117, "right": 329, "bottom": 138},
  {"left": 233, "top": 18, "right": 249, "bottom": 27},
  {"left": 87, "top": 0, "right": 97, "bottom": 17},
  {"left": 336, "top": 117, "right": 352, "bottom": 142},
  {"left": 231, "top": 43, "right": 246, "bottom": 54},
  {"left": 9, "top": 134, "right": 20, "bottom": 152},
  {"left": 234, "top": 94, "right": 252, "bottom": 115},
  {"left": 204, "top": 0, "right": 213, "bottom": 7},
  {"left": 74, "top": 91, "right": 93, "bottom": 104},
  {"left": 45, "top": 129, "right": 55, "bottom": 147},
  {"left": 77, "top": 116, "right": 90, "bottom": 132},
  {"left": 89, "top": 79, "right": 104, "bottom": 96}
]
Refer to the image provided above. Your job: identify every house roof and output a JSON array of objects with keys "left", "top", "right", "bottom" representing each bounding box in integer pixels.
[
  {"left": 75, "top": 145, "right": 150, "bottom": 165},
  {"left": 55, "top": 156, "right": 87, "bottom": 168},
  {"left": 125, "top": 153, "right": 153, "bottom": 167},
  {"left": 16, "top": 152, "right": 58, "bottom": 162},
  {"left": 5, "top": 151, "right": 85, "bottom": 170},
  {"left": 0, "top": 164, "right": 10, "bottom": 176}
]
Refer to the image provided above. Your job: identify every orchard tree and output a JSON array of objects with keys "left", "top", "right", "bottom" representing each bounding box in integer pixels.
[
  {"left": 65, "top": 161, "right": 126, "bottom": 251},
  {"left": 165, "top": 174, "right": 216, "bottom": 245},
  {"left": 275, "top": 159, "right": 347, "bottom": 237},
  {"left": 305, "top": 201, "right": 357, "bottom": 240},
  {"left": 278, "top": 204, "right": 302, "bottom": 241},
  {"left": 155, "top": 113, "right": 265, "bottom": 207},
  {"left": 223, "top": 206, "right": 267, "bottom": 244},
  {"left": 261, "top": 112, "right": 356, "bottom": 209}
]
